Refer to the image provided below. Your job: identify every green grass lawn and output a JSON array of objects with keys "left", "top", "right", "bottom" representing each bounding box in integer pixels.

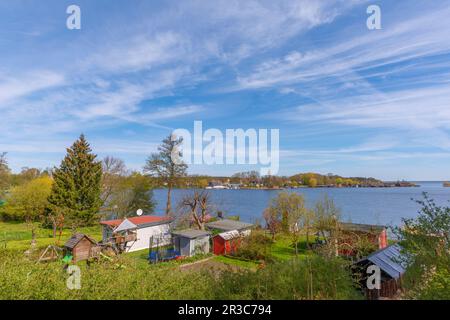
[
  {"left": 213, "top": 255, "right": 260, "bottom": 269},
  {"left": 270, "top": 234, "right": 315, "bottom": 261},
  {"left": 0, "top": 221, "right": 102, "bottom": 251},
  {"left": 0, "top": 221, "right": 312, "bottom": 268}
]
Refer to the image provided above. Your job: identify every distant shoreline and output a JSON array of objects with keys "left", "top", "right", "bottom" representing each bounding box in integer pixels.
[{"left": 164, "top": 183, "right": 422, "bottom": 191}]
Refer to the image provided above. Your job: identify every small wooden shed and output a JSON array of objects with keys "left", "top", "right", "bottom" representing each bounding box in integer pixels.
[
  {"left": 212, "top": 230, "right": 241, "bottom": 255},
  {"left": 353, "top": 244, "right": 408, "bottom": 299},
  {"left": 64, "top": 233, "right": 98, "bottom": 263}
]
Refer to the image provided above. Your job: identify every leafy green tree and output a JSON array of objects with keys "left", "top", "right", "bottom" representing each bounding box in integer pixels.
[
  {"left": 0, "top": 152, "right": 11, "bottom": 197},
  {"left": 108, "top": 173, "right": 155, "bottom": 218},
  {"left": 308, "top": 177, "right": 318, "bottom": 188},
  {"left": 313, "top": 195, "right": 342, "bottom": 257},
  {"left": 393, "top": 193, "right": 450, "bottom": 299},
  {"left": 10, "top": 167, "right": 43, "bottom": 186},
  {"left": 264, "top": 192, "right": 310, "bottom": 254},
  {"left": 335, "top": 177, "right": 343, "bottom": 186},
  {"left": 285, "top": 194, "right": 307, "bottom": 255},
  {"left": 144, "top": 134, "right": 187, "bottom": 215},
  {"left": 47, "top": 135, "right": 103, "bottom": 227},
  {"left": 3, "top": 177, "right": 53, "bottom": 247}
]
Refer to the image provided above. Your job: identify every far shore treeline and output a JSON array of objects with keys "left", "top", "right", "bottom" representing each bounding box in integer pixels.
[
  {"left": 0, "top": 133, "right": 415, "bottom": 233},
  {"left": 0, "top": 134, "right": 418, "bottom": 231},
  {"left": 0, "top": 136, "right": 415, "bottom": 196}
]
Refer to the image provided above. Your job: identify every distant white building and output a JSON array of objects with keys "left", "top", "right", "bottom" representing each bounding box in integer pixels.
[{"left": 100, "top": 216, "right": 173, "bottom": 252}]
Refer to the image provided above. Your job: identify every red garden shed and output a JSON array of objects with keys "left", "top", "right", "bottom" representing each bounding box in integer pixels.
[
  {"left": 212, "top": 230, "right": 241, "bottom": 255},
  {"left": 337, "top": 223, "right": 388, "bottom": 256}
]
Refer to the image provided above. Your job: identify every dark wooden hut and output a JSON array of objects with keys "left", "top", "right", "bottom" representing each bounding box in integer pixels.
[
  {"left": 353, "top": 244, "right": 408, "bottom": 300},
  {"left": 64, "top": 233, "right": 98, "bottom": 263}
]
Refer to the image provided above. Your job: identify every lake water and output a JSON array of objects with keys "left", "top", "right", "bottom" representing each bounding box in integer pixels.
[{"left": 153, "top": 182, "right": 450, "bottom": 227}]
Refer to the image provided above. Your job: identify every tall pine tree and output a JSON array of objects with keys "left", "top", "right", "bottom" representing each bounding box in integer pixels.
[{"left": 47, "top": 135, "right": 102, "bottom": 227}]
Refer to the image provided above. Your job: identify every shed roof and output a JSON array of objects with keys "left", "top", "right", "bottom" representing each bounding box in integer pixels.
[
  {"left": 216, "top": 230, "right": 240, "bottom": 240},
  {"left": 100, "top": 215, "right": 172, "bottom": 229},
  {"left": 172, "top": 229, "right": 211, "bottom": 239},
  {"left": 64, "top": 233, "right": 97, "bottom": 249},
  {"left": 340, "top": 222, "right": 386, "bottom": 234},
  {"left": 206, "top": 219, "right": 253, "bottom": 231},
  {"left": 356, "top": 244, "right": 408, "bottom": 279}
]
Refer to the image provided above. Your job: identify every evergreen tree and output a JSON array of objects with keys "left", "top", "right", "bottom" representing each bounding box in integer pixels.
[{"left": 47, "top": 135, "right": 102, "bottom": 226}]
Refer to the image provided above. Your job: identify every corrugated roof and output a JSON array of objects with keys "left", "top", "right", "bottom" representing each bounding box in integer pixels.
[
  {"left": 206, "top": 219, "right": 253, "bottom": 231},
  {"left": 340, "top": 222, "right": 386, "bottom": 233},
  {"left": 64, "top": 233, "right": 97, "bottom": 249},
  {"left": 216, "top": 230, "right": 240, "bottom": 240},
  {"left": 100, "top": 215, "right": 172, "bottom": 228},
  {"left": 359, "top": 244, "right": 407, "bottom": 279},
  {"left": 172, "top": 229, "right": 211, "bottom": 239}
]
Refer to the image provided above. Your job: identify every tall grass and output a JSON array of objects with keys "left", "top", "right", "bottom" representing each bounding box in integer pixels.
[
  {"left": 0, "top": 249, "right": 362, "bottom": 300},
  {"left": 0, "top": 249, "right": 212, "bottom": 300},
  {"left": 210, "top": 256, "right": 362, "bottom": 300}
]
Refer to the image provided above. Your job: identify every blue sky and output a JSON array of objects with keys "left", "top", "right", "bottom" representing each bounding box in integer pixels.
[{"left": 1, "top": 0, "right": 450, "bottom": 180}]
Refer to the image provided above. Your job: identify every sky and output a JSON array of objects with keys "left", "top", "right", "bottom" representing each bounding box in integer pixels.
[{"left": 0, "top": 0, "right": 450, "bottom": 180}]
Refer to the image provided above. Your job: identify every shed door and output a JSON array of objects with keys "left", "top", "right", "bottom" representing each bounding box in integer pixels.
[
  {"left": 180, "top": 237, "right": 191, "bottom": 257},
  {"left": 74, "top": 238, "right": 91, "bottom": 261},
  {"left": 213, "top": 237, "right": 225, "bottom": 255}
]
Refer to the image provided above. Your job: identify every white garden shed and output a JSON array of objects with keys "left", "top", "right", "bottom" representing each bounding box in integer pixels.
[{"left": 172, "top": 229, "right": 211, "bottom": 257}]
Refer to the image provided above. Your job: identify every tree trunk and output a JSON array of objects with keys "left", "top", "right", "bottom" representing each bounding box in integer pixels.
[
  {"left": 306, "top": 228, "right": 310, "bottom": 249},
  {"left": 335, "top": 238, "right": 339, "bottom": 257},
  {"left": 51, "top": 217, "right": 57, "bottom": 238},
  {"left": 30, "top": 225, "right": 37, "bottom": 249},
  {"left": 294, "top": 235, "right": 298, "bottom": 256},
  {"left": 166, "top": 184, "right": 172, "bottom": 215}
]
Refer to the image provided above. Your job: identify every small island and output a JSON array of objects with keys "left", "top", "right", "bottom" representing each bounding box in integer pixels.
[{"left": 444, "top": 182, "right": 450, "bottom": 187}]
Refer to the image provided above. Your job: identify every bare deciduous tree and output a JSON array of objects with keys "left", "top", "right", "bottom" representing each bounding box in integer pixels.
[
  {"left": 263, "top": 207, "right": 281, "bottom": 240},
  {"left": 178, "top": 191, "right": 212, "bottom": 230},
  {"left": 101, "top": 156, "right": 127, "bottom": 207}
]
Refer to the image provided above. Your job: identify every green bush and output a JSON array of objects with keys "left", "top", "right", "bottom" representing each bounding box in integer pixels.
[
  {"left": 233, "top": 232, "right": 274, "bottom": 262},
  {"left": 416, "top": 268, "right": 450, "bottom": 300}
]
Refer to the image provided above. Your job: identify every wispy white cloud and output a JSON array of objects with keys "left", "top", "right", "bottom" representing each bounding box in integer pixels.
[
  {"left": 235, "top": 4, "right": 450, "bottom": 91},
  {"left": 85, "top": 32, "right": 191, "bottom": 73},
  {"left": 1, "top": 1, "right": 449, "bottom": 178},
  {"left": 0, "top": 71, "right": 64, "bottom": 105},
  {"left": 280, "top": 85, "right": 450, "bottom": 130}
]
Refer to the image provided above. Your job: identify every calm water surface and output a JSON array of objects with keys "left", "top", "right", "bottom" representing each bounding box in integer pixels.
[{"left": 153, "top": 182, "right": 450, "bottom": 226}]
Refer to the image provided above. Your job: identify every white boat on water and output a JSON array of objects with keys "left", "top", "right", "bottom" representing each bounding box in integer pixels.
[{"left": 205, "top": 185, "right": 228, "bottom": 189}]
